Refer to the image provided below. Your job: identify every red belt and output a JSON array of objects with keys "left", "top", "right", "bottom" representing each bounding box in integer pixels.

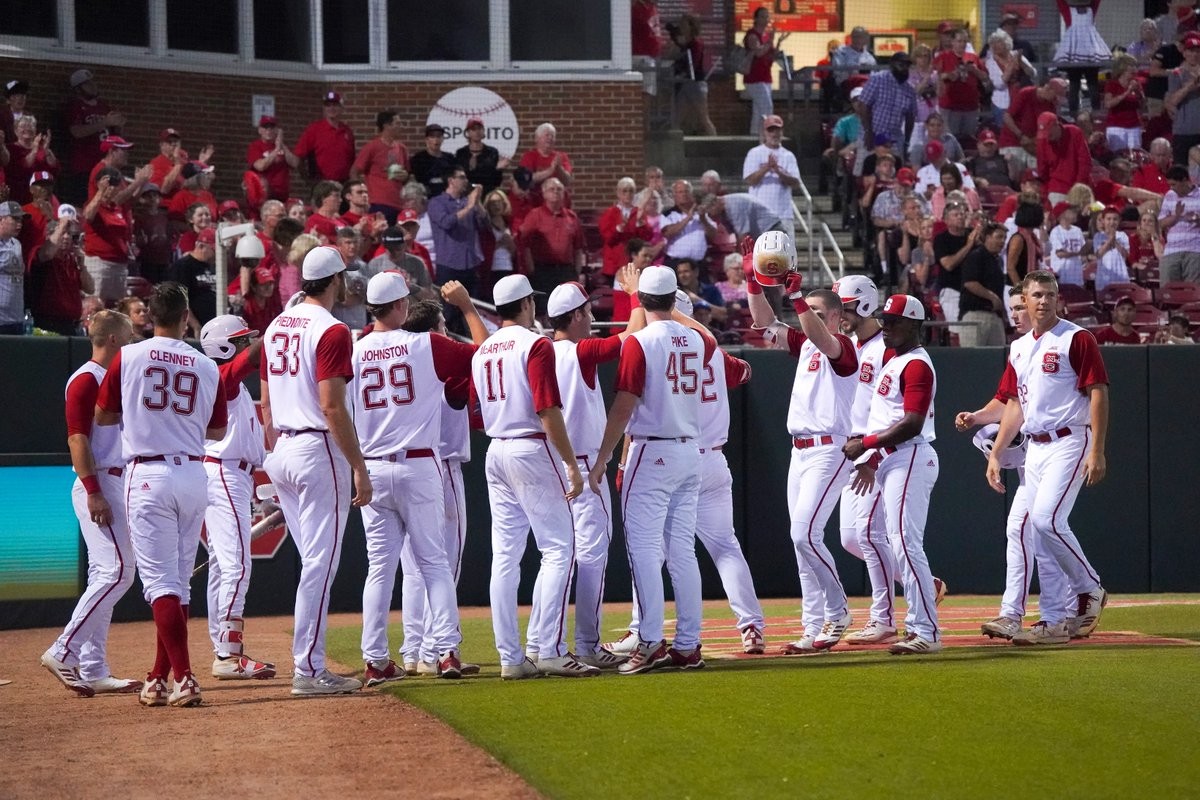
[
  {"left": 202, "top": 456, "right": 254, "bottom": 473},
  {"left": 368, "top": 449, "right": 436, "bottom": 462},
  {"left": 104, "top": 467, "right": 124, "bottom": 477},
  {"left": 133, "top": 455, "right": 201, "bottom": 464},
  {"left": 699, "top": 445, "right": 724, "bottom": 454},
  {"left": 1029, "top": 427, "right": 1074, "bottom": 444},
  {"left": 793, "top": 435, "right": 834, "bottom": 450}
]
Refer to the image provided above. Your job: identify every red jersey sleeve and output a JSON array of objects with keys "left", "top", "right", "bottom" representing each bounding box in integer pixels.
[
  {"left": 315, "top": 324, "right": 354, "bottom": 382},
  {"left": 898, "top": 360, "right": 935, "bottom": 416},
  {"left": 995, "top": 362, "right": 1017, "bottom": 402},
  {"left": 444, "top": 377, "right": 470, "bottom": 410},
  {"left": 829, "top": 333, "right": 858, "bottom": 377},
  {"left": 429, "top": 333, "right": 477, "bottom": 383},
  {"left": 207, "top": 377, "right": 229, "bottom": 430},
  {"left": 785, "top": 326, "right": 807, "bottom": 358},
  {"left": 614, "top": 336, "right": 647, "bottom": 397},
  {"left": 1068, "top": 329, "right": 1109, "bottom": 390},
  {"left": 96, "top": 352, "right": 124, "bottom": 414},
  {"left": 698, "top": 327, "right": 717, "bottom": 364},
  {"left": 220, "top": 348, "right": 257, "bottom": 400},
  {"left": 576, "top": 334, "right": 624, "bottom": 388},
  {"left": 526, "top": 336, "right": 562, "bottom": 413},
  {"left": 65, "top": 371, "right": 100, "bottom": 437},
  {"left": 722, "top": 352, "right": 751, "bottom": 388}
]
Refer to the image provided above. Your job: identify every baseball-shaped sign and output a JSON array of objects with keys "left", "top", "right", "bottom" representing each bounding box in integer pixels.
[{"left": 428, "top": 87, "right": 520, "bottom": 160}]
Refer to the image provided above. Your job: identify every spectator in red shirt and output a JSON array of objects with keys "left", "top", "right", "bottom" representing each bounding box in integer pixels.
[
  {"left": 81, "top": 167, "right": 133, "bottom": 305},
  {"left": 7, "top": 116, "right": 59, "bottom": 205},
  {"left": 1094, "top": 297, "right": 1143, "bottom": 344},
  {"left": 1000, "top": 77, "right": 1068, "bottom": 183},
  {"left": 247, "top": 115, "right": 299, "bottom": 203},
  {"left": 995, "top": 171, "right": 1046, "bottom": 223},
  {"left": 598, "top": 177, "right": 653, "bottom": 278},
  {"left": 19, "top": 172, "right": 61, "bottom": 259},
  {"left": 294, "top": 91, "right": 356, "bottom": 182},
  {"left": 132, "top": 184, "right": 172, "bottom": 283},
  {"left": 147, "top": 128, "right": 209, "bottom": 206},
  {"left": 395, "top": 209, "right": 433, "bottom": 278},
  {"left": 305, "top": 180, "right": 343, "bottom": 242},
  {"left": 1104, "top": 55, "right": 1146, "bottom": 152},
  {"left": 519, "top": 177, "right": 585, "bottom": 310},
  {"left": 1036, "top": 112, "right": 1092, "bottom": 204},
  {"left": 934, "top": 29, "right": 987, "bottom": 140},
  {"left": 631, "top": 0, "right": 661, "bottom": 60},
  {"left": 239, "top": 265, "right": 282, "bottom": 333},
  {"left": 518, "top": 123, "right": 574, "bottom": 208},
  {"left": 1093, "top": 157, "right": 1164, "bottom": 211},
  {"left": 1132, "top": 138, "right": 1173, "bottom": 195},
  {"left": 63, "top": 69, "right": 124, "bottom": 202},
  {"left": 176, "top": 201, "right": 212, "bottom": 256},
  {"left": 350, "top": 110, "right": 409, "bottom": 224},
  {"left": 29, "top": 205, "right": 92, "bottom": 335},
  {"left": 167, "top": 162, "right": 218, "bottom": 223},
  {"left": 87, "top": 135, "right": 134, "bottom": 200}
]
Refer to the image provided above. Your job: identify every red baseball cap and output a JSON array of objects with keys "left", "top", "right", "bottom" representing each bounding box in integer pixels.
[
  {"left": 1020, "top": 168, "right": 1040, "bottom": 184},
  {"left": 977, "top": 128, "right": 997, "bottom": 143},
  {"left": 397, "top": 208, "right": 420, "bottom": 226},
  {"left": 1052, "top": 201, "right": 1073, "bottom": 219},
  {"left": 219, "top": 200, "right": 242, "bottom": 215},
  {"left": 159, "top": 128, "right": 181, "bottom": 142},
  {"left": 253, "top": 265, "right": 276, "bottom": 284},
  {"left": 258, "top": 115, "right": 278, "bottom": 127},
  {"left": 937, "top": 20, "right": 957, "bottom": 34},
  {"left": 197, "top": 228, "right": 217, "bottom": 246},
  {"left": 1185, "top": 33, "right": 1200, "bottom": 50},
  {"left": 896, "top": 167, "right": 916, "bottom": 186},
  {"left": 1036, "top": 112, "right": 1061, "bottom": 139},
  {"left": 100, "top": 135, "right": 133, "bottom": 152},
  {"left": 466, "top": 117, "right": 484, "bottom": 129},
  {"left": 323, "top": 91, "right": 343, "bottom": 105},
  {"left": 881, "top": 294, "right": 925, "bottom": 320},
  {"left": 924, "top": 140, "right": 945, "bottom": 160}
]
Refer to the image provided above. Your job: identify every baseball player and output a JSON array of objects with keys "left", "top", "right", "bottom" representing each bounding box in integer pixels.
[
  {"left": 842, "top": 294, "right": 942, "bottom": 656},
  {"left": 95, "top": 282, "right": 228, "bottom": 705},
  {"left": 397, "top": 296, "right": 485, "bottom": 677},
  {"left": 985, "top": 270, "right": 1109, "bottom": 644},
  {"left": 40, "top": 310, "right": 143, "bottom": 697},
  {"left": 198, "top": 315, "right": 276, "bottom": 681},
  {"left": 956, "top": 286, "right": 1073, "bottom": 641},
  {"left": 606, "top": 289, "right": 767, "bottom": 657},
  {"left": 471, "top": 274, "right": 596, "bottom": 679},
  {"left": 589, "top": 266, "right": 716, "bottom": 675},
  {"left": 353, "top": 275, "right": 486, "bottom": 684},
  {"left": 260, "top": 245, "right": 372, "bottom": 696},
  {"left": 523, "top": 270, "right": 646, "bottom": 669},
  {"left": 745, "top": 232, "right": 858, "bottom": 654}
]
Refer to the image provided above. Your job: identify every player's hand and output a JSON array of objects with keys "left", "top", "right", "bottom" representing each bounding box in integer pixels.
[
  {"left": 850, "top": 463, "right": 876, "bottom": 496},
  {"left": 441, "top": 280, "right": 472, "bottom": 309},
  {"left": 564, "top": 462, "right": 583, "bottom": 500},
  {"left": 87, "top": 492, "right": 113, "bottom": 527},
  {"left": 784, "top": 271, "right": 803, "bottom": 299},
  {"left": 350, "top": 465, "right": 373, "bottom": 507},
  {"left": 615, "top": 465, "right": 625, "bottom": 493},
  {"left": 587, "top": 459, "right": 607, "bottom": 495},
  {"left": 842, "top": 436, "right": 866, "bottom": 461},
  {"left": 955, "top": 411, "right": 976, "bottom": 431},
  {"left": 986, "top": 456, "right": 1006, "bottom": 494},
  {"left": 1084, "top": 451, "right": 1106, "bottom": 486}
]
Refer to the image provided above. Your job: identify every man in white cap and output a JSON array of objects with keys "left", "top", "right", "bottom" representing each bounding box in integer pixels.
[
  {"left": 260, "top": 245, "right": 371, "bottom": 696},
  {"left": 470, "top": 273, "right": 594, "bottom": 679},
  {"left": 352, "top": 273, "right": 485, "bottom": 685},
  {"left": 588, "top": 265, "right": 715, "bottom": 675},
  {"left": 65, "top": 68, "right": 125, "bottom": 201},
  {"left": 744, "top": 114, "right": 800, "bottom": 228},
  {"left": 842, "top": 294, "right": 943, "bottom": 655},
  {"left": 198, "top": 315, "right": 276, "bottom": 681}
]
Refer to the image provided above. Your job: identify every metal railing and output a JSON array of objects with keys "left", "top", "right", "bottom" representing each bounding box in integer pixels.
[
  {"left": 791, "top": 178, "right": 814, "bottom": 279},
  {"left": 815, "top": 221, "right": 845, "bottom": 287}
]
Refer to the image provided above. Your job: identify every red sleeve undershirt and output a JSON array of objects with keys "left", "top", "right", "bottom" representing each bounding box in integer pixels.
[
  {"left": 526, "top": 336, "right": 562, "bottom": 413},
  {"left": 995, "top": 362, "right": 1018, "bottom": 403},
  {"left": 898, "top": 360, "right": 935, "bottom": 416},
  {"left": 614, "top": 336, "right": 647, "bottom": 397},
  {"left": 575, "top": 334, "right": 624, "bottom": 389},
  {"left": 828, "top": 333, "right": 859, "bottom": 377},
  {"left": 785, "top": 327, "right": 807, "bottom": 358},
  {"left": 207, "top": 376, "right": 229, "bottom": 429},
  {"left": 430, "top": 333, "right": 477, "bottom": 383},
  {"left": 722, "top": 352, "right": 751, "bottom": 388},
  {"left": 698, "top": 327, "right": 717, "bottom": 364},
  {"left": 1068, "top": 329, "right": 1109, "bottom": 390},
  {"left": 220, "top": 348, "right": 256, "bottom": 401},
  {"left": 96, "top": 352, "right": 124, "bottom": 414},
  {"left": 315, "top": 324, "right": 354, "bottom": 383},
  {"left": 65, "top": 371, "right": 100, "bottom": 437},
  {"left": 444, "top": 377, "right": 469, "bottom": 410}
]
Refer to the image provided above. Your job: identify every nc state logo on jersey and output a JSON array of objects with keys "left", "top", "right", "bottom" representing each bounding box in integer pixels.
[
  {"left": 1042, "top": 352, "right": 1060, "bottom": 374},
  {"left": 807, "top": 352, "right": 822, "bottom": 372},
  {"left": 858, "top": 362, "right": 874, "bottom": 384},
  {"left": 877, "top": 374, "right": 893, "bottom": 396}
]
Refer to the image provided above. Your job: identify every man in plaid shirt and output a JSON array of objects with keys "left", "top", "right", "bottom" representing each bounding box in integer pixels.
[{"left": 855, "top": 52, "right": 918, "bottom": 162}]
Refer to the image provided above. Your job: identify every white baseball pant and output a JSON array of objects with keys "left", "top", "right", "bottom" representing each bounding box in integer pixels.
[
  {"left": 787, "top": 441, "right": 853, "bottom": 631},
  {"left": 47, "top": 472, "right": 137, "bottom": 681},
  {"left": 203, "top": 460, "right": 255, "bottom": 657},
  {"left": 361, "top": 455, "right": 461, "bottom": 663},
  {"left": 840, "top": 483, "right": 899, "bottom": 627},
  {"left": 998, "top": 482, "right": 1074, "bottom": 622},
  {"left": 486, "top": 437, "right": 576, "bottom": 667},
  {"left": 263, "top": 431, "right": 351, "bottom": 678},
  {"left": 1023, "top": 429, "right": 1102, "bottom": 623},
  {"left": 622, "top": 439, "right": 703, "bottom": 650},
  {"left": 125, "top": 459, "right": 207, "bottom": 605},
  {"left": 877, "top": 443, "right": 940, "bottom": 642},
  {"left": 401, "top": 459, "right": 467, "bottom": 665}
]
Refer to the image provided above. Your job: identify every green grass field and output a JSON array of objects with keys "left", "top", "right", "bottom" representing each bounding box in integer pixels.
[{"left": 327, "top": 596, "right": 1200, "bottom": 799}]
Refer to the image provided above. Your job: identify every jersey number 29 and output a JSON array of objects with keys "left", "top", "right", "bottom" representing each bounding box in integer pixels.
[{"left": 360, "top": 364, "right": 415, "bottom": 409}]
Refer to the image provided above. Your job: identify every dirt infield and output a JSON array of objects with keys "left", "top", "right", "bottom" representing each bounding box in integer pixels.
[{"left": 0, "top": 613, "right": 539, "bottom": 800}]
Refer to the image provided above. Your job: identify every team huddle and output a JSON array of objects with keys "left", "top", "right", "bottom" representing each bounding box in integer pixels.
[{"left": 38, "top": 230, "right": 1111, "bottom": 703}]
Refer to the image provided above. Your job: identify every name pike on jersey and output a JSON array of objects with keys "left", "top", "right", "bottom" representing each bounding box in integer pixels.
[
  {"left": 149, "top": 349, "right": 196, "bottom": 367},
  {"left": 359, "top": 343, "right": 410, "bottom": 362}
]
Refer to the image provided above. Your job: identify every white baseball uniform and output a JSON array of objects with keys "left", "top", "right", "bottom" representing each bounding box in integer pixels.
[
  {"left": 471, "top": 325, "right": 576, "bottom": 667},
  {"left": 838, "top": 328, "right": 900, "bottom": 627},
  {"left": 203, "top": 349, "right": 266, "bottom": 658},
  {"left": 400, "top": 382, "right": 471, "bottom": 666},
  {"left": 861, "top": 347, "right": 940, "bottom": 642},
  {"left": 1000, "top": 319, "right": 1106, "bottom": 623},
  {"left": 617, "top": 321, "right": 712, "bottom": 650},
  {"left": 351, "top": 328, "right": 475, "bottom": 665},
  {"left": 764, "top": 321, "right": 858, "bottom": 637},
  {"left": 260, "top": 301, "right": 355, "bottom": 678},
  {"left": 46, "top": 362, "right": 137, "bottom": 681}
]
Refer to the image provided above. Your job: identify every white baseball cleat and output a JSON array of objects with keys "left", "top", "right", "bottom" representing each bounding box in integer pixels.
[
  {"left": 981, "top": 616, "right": 1022, "bottom": 640},
  {"left": 780, "top": 632, "right": 820, "bottom": 655},
  {"left": 813, "top": 611, "right": 854, "bottom": 650},
  {"left": 402, "top": 660, "right": 419, "bottom": 676},
  {"left": 415, "top": 660, "right": 440, "bottom": 676},
  {"left": 604, "top": 630, "right": 638, "bottom": 656},
  {"left": 538, "top": 654, "right": 601, "bottom": 678},
  {"left": 618, "top": 641, "right": 673, "bottom": 675},
  {"left": 845, "top": 620, "right": 900, "bottom": 644},
  {"left": 212, "top": 654, "right": 276, "bottom": 680},
  {"left": 1071, "top": 588, "right": 1108, "bottom": 638},
  {"left": 740, "top": 625, "right": 765, "bottom": 654},
  {"left": 291, "top": 669, "right": 363, "bottom": 696},
  {"left": 88, "top": 675, "right": 144, "bottom": 694},
  {"left": 1012, "top": 620, "right": 1070, "bottom": 646},
  {"left": 578, "top": 648, "right": 629, "bottom": 669},
  {"left": 139, "top": 676, "right": 170, "bottom": 707},
  {"left": 168, "top": 673, "right": 203, "bottom": 707},
  {"left": 39, "top": 651, "right": 96, "bottom": 698},
  {"left": 500, "top": 657, "right": 542, "bottom": 681},
  {"left": 888, "top": 633, "right": 943, "bottom": 655}
]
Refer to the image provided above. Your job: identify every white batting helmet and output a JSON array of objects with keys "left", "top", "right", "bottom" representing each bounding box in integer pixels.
[
  {"left": 201, "top": 315, "right": 259, "bottom": 360},
  {"left": 972, "top": 423, "right": 1028, "bottom": 470},
  {"left": 235, "top": 234, "right": 265, "bottom": 260},
  {"left": 833, "top": 274, "right": 879, "bottom": 316},
  {"left": 752, "top": 230, "right": 795, "bottom": 287},
  {"left": 674, "top": 289, "right": 694, "bottom": 319}
]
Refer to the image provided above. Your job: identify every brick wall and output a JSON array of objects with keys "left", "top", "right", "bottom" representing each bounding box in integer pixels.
[{"left": 12, "top": 58, "right": 646, "bottom": 211}]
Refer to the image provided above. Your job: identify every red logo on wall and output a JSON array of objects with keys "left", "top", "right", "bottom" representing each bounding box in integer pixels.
[
  {"left": 859, "top": 362, "right": 874, "bottom": 384},
  {"left": 1042, "top": 352, "right": 1060, "bottom": 374},
  {"left": 877, "top": 374, "right": 893, "bottom": 396}
]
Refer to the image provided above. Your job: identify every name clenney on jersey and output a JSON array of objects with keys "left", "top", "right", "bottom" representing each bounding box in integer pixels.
[
  {"left": 149, "top": 349, "right": 197, "bottom": 367},
  {"left": 358, "top": 343, "right": 410, "bottom": 362},
  {"left": 478, "top": 340, "right": 516, "bottom": 355}
]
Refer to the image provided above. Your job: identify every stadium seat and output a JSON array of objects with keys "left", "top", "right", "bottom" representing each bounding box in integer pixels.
[
  {"left": 1131, "top": 305, "right": 1166, "bottom": 335},
  {"left": 1175, "top": 302, "right": 1200, "bottom": 325},
  {"left": 1059, "top": 283, "right": 1098, "bottom": 315},
  {"left": 125, "top": 276, "right": 153, "bottom": 299},
  {"left": 1097, "top": 282, "right": 1151, "bottom": 307},
  {"left": 1136, "top": 259, "right": 1160, "bottom": 288},
  {"left": 1157, "top": 282, "right": 1200, "bottom": 309},
  {"left": 588, "top": 286, "right": 614, "bottom": 320}
]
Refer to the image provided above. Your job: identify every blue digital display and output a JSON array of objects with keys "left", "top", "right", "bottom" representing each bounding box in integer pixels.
[{"left": 0, "top": 466, "right": 80, "bottom": 600}]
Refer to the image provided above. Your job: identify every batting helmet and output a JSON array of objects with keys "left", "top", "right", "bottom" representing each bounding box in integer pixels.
[
  {"left": 201, "top": 315, "right": 259, "bottom": 360},
  {"left": 674, "top": 289, "right": 694, "bottom": 319},
  {"left": 235, "top": 234, "right": 265, "bottom": 260},
  {"left": 833, "top": 274, "right": 879, "bottom": 316},
  {"left": 972, "top": 423, "right": 1028, "bottom": 470},
  {"left": 752, "top": 230, "right": 796, "bottom": 287}
]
